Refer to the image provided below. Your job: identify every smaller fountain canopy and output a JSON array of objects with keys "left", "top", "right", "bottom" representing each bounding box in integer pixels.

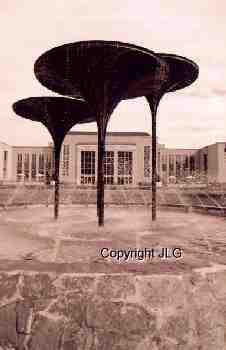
[
  {"left": 12, "top": 97, "right": 94, "bottom": 143},
  {"left": 12, "top": 96, "right": 95, "bottom": 219},
  {"left": 157, "top": 53, "right": 199, "bottom": 93},
  {"left": 123, "top": 52, "right": 199, "bottom": 99},
  {"left": 123, "top": 52, "right": 199, "bottom": 220}
]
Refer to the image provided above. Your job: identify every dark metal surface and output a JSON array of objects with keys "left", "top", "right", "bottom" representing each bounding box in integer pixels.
[
  {"left": 12, "top": 97, "right": 94, "bottom": 219},
  {"left": 123, "top": 50, "right": 199, "bottom": 221},
  {"left": 146, "top": 54, "right": 199, "bottom": 220},
  {"left": 34, "top": 40, "right": 168, "bottom": 226},
  {"left": 34, "top": 40, "right": 166, "bottom": 104},
  {"left": 158, "top": 53, "right": 199, "bottom": 93},
  {"left": 33, "top": 41, "right": 199, "bottom": 225}
]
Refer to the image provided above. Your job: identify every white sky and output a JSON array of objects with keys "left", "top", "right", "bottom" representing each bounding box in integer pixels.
[{"left": 1, "top": 0, "right": 226, "bottom": 148}]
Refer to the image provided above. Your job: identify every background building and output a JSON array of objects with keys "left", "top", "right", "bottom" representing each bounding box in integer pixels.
[{"left": 1, "top": 132, "right": 226, "bottom": 185}]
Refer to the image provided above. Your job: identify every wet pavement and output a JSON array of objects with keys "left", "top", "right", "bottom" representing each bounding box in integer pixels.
[{"left": 0, "top": 205, "right": 226, "bottom": 274}]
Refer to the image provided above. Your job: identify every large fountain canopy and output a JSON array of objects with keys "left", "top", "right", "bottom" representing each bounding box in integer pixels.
[{"left": 34, "top": 41, "right": 199, "bottom": 102}]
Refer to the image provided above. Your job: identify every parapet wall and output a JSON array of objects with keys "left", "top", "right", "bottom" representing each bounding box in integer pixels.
[{"left": 0, "top": 267, "right": 225, "bottom": 349}]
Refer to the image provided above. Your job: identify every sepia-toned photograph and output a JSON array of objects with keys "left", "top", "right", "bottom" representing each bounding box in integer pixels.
[{"left": 0, "top": 1, "right": 226, "bottom": 348}]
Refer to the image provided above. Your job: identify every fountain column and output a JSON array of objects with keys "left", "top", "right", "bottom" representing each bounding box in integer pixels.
[
  {"left": 13, "top": 97, "right": 94, "bottom": 220},
  {"left": 53, "top": 139, "right": 62, "bottom": 219},
  {"left": 146, "top": 95, "right": 161, "bottom": 221}
]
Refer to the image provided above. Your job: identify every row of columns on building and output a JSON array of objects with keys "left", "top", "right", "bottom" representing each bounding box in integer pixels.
[
  {"left": 14, "top": 148, "right": 197, "bottom": 183},
  {"left": 15, "top": 152, "right": 52, "bottom": 181}
]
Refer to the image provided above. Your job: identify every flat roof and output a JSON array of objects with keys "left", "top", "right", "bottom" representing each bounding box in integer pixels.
[
  {"left": 0, "top": 141, "right": 11, "bottom": 147},
  {"left": 68, "top": 131, "right": 151, "bottom": 137},
  {"left": 13, "top": 146, "right": 52, "bottom": 149},
  {"left": 164, "top": 148, "right": 198, "bottom": 151}
]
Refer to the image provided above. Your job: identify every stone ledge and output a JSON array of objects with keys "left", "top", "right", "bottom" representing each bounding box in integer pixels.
[{"left": 0, "top": 267, "right": 225, "bottom": 349}]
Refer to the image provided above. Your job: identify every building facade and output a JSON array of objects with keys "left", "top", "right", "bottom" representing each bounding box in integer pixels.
[
  {"left": 12, "top": 145, "right": 52, "bottom": 183},
  {"left": 0, "top": 141, "right": 13, "bottom": 182},
  {"left": 0, "top": 132, "right": 226, "bottom": 185},
  {"left": 62, "top": 132, "right": 152, "bottom": 186},
  {"left": 195, "top": 142, "right": 226, "bottom": 183}
]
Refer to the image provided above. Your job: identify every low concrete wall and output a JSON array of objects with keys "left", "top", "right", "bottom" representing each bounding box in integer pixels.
[{"left": 0, "top": 268, "right": 226, "bottom": 349}]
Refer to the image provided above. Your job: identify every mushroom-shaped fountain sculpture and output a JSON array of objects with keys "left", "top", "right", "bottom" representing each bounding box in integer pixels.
[
  {"left": 124, "top": 53, "right": 199, "bottom": 220},
  {"left": 12, "top": 97, "right": 94, "bottom": 219},
  {"left": 34, "top": 40, "right": 169, "bottom": 226}
]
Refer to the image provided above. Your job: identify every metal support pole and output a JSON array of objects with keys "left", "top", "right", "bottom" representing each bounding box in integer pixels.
[
  {"left": 152, "top": 108, "right": 157, "bottom": 221},
  {"left": 147, "top": 96, "right": 159, "bottom": 221},
  {"left": 97, "top": 123, "right": 106, "bottom": 226},
  {"left": 54, "top": 142, "right": 62, "bottom": 220}
]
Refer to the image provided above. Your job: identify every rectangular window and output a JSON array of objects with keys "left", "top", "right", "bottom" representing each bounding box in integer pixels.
[
  {"left": 182, "top": 156, "right": 186, "bottom": 172},
  {"left": 144, "top": 146, "right": 150, "bottom": 178},
  {"left": 104, "top": 151, "right": 114, "bottom": 185},
  {"left": 190, "top": 156, "right": 195, "bottom": 172},
  {"left": 80, "top": 151, "right": 95, "bottom": 185},
  {"left": 161, "top": 154, "right": 167, "bottom": 172},
  {"left": 39, "top": 154, "right": 44, "bottom": 174},
  {"left": 169, "top": 155, "right": 174, "bottom": 176},
  {"left": 62, "top": 145, "right": 70, "bottom": 176},
  {"left": 176, "top": 155, "right": 181, "bottom": 178},
  {"left": 17, "top": 153, "right": 23, "bottom": 181},
  {"left": 38, "top": 153, "right": 45, "bottom": 182},
  {"left": 45, "top": 152, "right": 52, "bottom": 181},
  {"left": 117, "top": 151, "right": 133, "bottom": 185},
  {"left": 185, "top": 156, "right": 189, "bottom": 169},
  {"left": 204, "top": 154, "right": 208, "bottom": 172},
  {"left": 157, "top": 151, "right": 161, "bottom": 174},
  {"left": 162, "top": 163, "right": 167, "bottom": 172},
  {"left": 3, "top": 150, "right": 8, "bottom": 179},
  {"left": 31, "top": 154, "right": 36, "bottom": 180},
  {"left": 24, "top": 153, "right": 29, "bottom": 180}
]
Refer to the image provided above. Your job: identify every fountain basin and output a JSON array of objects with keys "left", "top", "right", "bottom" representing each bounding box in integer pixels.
[{"left": 0, "top": 205, "right": 226, "bottom": 349}]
